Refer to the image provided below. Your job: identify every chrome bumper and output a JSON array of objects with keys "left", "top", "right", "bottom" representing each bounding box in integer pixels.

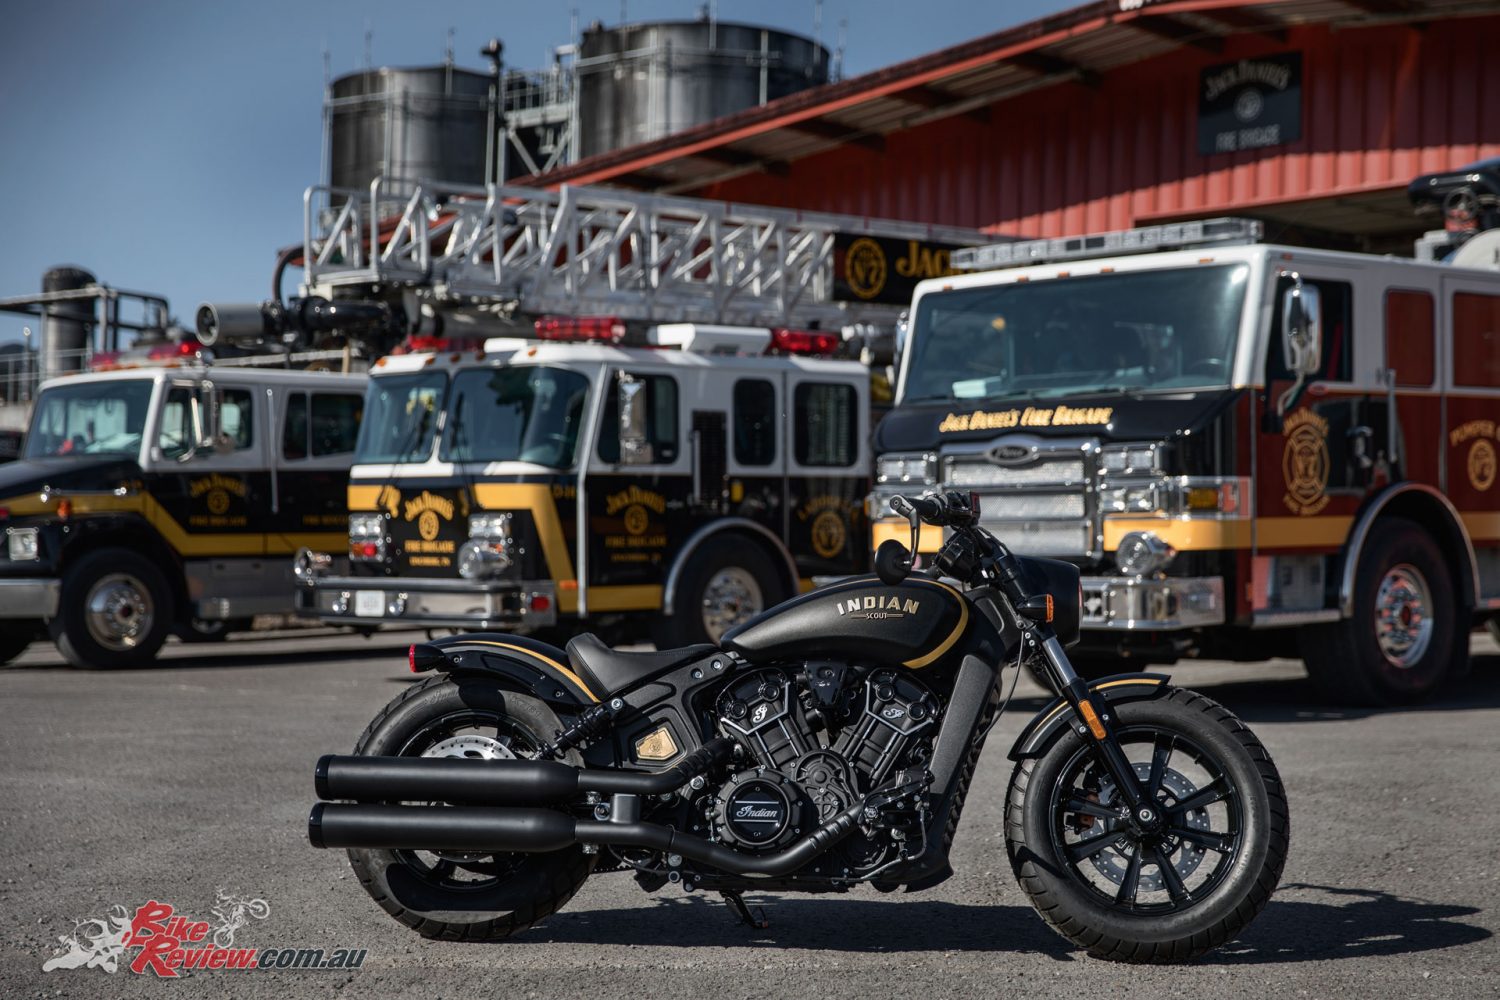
[
  {"left": 1080, "top": 575, "right": 1225, "bottom": 631},
  {"left": 0, "top": 577, "right": 59, "bottom": 619},
  {"left": 297, "top": 574, "right": 557, "bottom": 629}
]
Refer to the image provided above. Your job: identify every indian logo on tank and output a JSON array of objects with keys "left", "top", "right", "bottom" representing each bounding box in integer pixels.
[{"left": 836, "top": 594, "right": 921, "bottom": 620}]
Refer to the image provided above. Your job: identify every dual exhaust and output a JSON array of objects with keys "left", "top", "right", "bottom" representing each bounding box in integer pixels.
[{"left": 308, "top": 738, "right": 873, "bottom": 878}]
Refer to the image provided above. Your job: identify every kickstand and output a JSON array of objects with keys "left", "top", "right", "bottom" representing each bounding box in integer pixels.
[{"left": 721, "top": 891, "right": 769, "bottom": 930}]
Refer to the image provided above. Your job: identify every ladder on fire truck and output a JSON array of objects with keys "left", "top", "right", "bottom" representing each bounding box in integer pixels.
[{"left": 300, "top": 178, "right": 993, "bottom": 333}]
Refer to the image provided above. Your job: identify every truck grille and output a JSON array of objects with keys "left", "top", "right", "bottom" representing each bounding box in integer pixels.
[{"left": 943, "top": 439, "right": 1098, "bottom": 558}]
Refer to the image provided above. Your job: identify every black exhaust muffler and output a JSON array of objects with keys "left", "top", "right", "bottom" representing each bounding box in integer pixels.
[
  {"left": 316, "top": 738, "right": 732, "bottom": 805},
  {"left": 308, "top": 799, "right": 866, "bottom": 878}
]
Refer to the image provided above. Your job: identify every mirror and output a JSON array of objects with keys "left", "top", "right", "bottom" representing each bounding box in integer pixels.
[
  {"left": 195, "top": 380, "right": 233, "bottom": 456},
  {"left": 874, "top": 538, "right": 912, "bottom": 586},
  {"left": 1280, "top": 276, "right": 1322, "bottom": 377},
  {"left": 617, "top": 372, "right": 652, "bottom": 465}
]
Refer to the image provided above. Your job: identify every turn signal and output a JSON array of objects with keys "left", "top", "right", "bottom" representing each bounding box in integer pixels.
[{"left": 1077, "top": 700, "right": 1108, "bottom": 741}]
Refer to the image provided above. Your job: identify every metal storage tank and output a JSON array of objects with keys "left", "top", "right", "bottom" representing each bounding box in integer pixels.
[
  {"left": 41, "top": 266, "right": 94, "bottom": 379},
  {"left": 576, "top": 19, "right": 829, "bottom": 160},
  {"left": 327, "top": 66, "right": 493, "bottom": 193}
]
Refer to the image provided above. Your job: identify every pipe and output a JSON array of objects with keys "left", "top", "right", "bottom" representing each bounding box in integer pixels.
[
  {"left": 316, "top": 738, "right": 733, "bottom": 804},
  {"left": 308, "top": 797, "right": 865, "bottom": 878}
]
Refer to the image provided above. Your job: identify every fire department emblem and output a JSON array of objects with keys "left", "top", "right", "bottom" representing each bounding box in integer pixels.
[
  {"left": 1281, "top": 409, "right": 1330, "bottom": 516},
  {"left": 811, "top": 510, "right": 846, "bottom": 559},
  {"left": 844, "top": 238, "right": 888, "bottom": 300},
  {"left": 206, "top": 489, "right": 230, "bottom": 516},
  {"left": 623, "top": 504, "right": 650, "bottom": 536},
  {"left": 417, "top": 510, "right": 441, "bottom": 541},
  {"left": 1469, "top": 439, "right": 1497, "bottom": 492}
]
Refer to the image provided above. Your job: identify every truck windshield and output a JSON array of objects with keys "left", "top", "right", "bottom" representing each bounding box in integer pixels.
[
  {"left": 353, "top": 371, "right": 447, "bottom": 465},
  {"left": 24, "top": 379, "right": 155, "bottom": 459},
  {"left": 902, "top": 264, "right": 1249, "bottom": 403},
  {"left": 440, "top": 366, "right": 591, "bottom": 468}
]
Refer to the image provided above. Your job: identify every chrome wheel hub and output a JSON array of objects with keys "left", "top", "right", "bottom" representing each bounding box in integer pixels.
[
  {"left": 84, "top": 574, "right": 153, "bottom": 651},
  {"left": 701, "top": 567, "right": 763, "bottom": 641},
  {"left": 1374, "top": 563, "right": 1433, "bottom": 668}
]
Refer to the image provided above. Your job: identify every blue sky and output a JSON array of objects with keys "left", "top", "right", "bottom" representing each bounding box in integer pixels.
[{"left": 0, "top": 0, "right": 1071, "bottom": 345}]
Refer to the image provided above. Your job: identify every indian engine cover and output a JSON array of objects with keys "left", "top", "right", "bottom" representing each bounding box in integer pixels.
[
  {"left": 721, "top": 575, "right": 969, "bottom": 669},
  {"left": 713, "top": 770, "right": 801, "bottom": 851}
]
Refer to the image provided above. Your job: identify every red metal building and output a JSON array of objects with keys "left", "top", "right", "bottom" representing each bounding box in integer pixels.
[{"left": 529, "top": 0, "right": 1500, "bottom": 249}]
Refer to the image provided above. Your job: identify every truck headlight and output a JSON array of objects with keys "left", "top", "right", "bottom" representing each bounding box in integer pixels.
[
  {"left": 349, "top": 513, "right": 385, "bottom": 562},
  {"left": 1101, "top": 483, "right": 1161, "bottom": 514},
  {"left": 468, "top": 512, "right": 512, "bottom": 541},
  {"left": 6, "top": 527, "right": 38, "bottom": 561},
  {"left": 1116, "top": 531, "right": 1175, "bottom": 576},
  {"left": 876, "top": 453, "right": 936, "bottom": 486},
  {"left": 1101, "top": 443, "right": 1162, "bottom": 474}
]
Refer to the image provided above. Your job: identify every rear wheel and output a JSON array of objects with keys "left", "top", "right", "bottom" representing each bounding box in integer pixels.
[
  {"left": 1300, "top": 518, "right": 1457, "bottom": 705},
  {"left": 1006, "top": 687, "right": 1288, "bottom": 963},
  {"left": 656, "top": 537, "right": 787, "bottom": 646},
  {"left": 50, "top": 548, "right": 172, "bottom": 669},
  {"left": 345, "top": 676, "right": 594, "bottom": 940}
]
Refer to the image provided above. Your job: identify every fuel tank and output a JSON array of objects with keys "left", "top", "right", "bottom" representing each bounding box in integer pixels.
[{"left": 721, "top": 575, "right": 969, "bottom": 669}]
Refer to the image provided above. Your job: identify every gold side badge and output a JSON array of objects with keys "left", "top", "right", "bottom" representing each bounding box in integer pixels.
[{"left": 634, "top": 725, "right": 679, "bottom": 763}]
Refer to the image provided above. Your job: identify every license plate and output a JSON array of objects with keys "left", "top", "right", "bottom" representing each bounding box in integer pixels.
[{"left": 353, "top": 590, "right": 385, "bottom": 617}]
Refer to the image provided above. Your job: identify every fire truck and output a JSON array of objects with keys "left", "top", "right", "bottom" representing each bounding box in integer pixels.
[
  {"left": 868, "top": 163, "right": 1500, "bottom": 706},
  {"left": 0, "top": 361, "right": 366, "bottom": 668},
  {"left": 285, "top": 180, "right": 987, "bottom": 644}
]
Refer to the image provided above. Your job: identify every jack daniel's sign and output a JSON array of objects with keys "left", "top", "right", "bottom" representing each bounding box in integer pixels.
[{"left": 1198, "top": 52, "right": 1302, "bottom": 156}]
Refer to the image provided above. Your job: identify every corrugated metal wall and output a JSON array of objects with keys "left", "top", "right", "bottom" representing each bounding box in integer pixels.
[{"left": 686, "top": 17, "right": 1500, "bottom": 237}]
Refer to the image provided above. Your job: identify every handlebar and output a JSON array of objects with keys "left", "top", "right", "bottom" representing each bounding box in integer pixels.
[{"left": 889, "top": 490, "right": 977, "bottom": 527}]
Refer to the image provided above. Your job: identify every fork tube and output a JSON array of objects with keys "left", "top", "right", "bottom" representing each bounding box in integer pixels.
[{"left": 1039, "top": 634, "right": 1151, "bottom": 812}]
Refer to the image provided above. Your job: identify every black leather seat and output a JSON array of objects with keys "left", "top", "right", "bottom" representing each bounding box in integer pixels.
[{"left": 565, "top": 633, "right": 717, "bottom": 699}]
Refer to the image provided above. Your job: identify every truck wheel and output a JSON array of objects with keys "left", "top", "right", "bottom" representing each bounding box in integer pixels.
[
  {"left": 0, "top": 629, "right": 33, "bottom": 665},
  {"left": 656, "top": 537, "right": 787, "bottom": 647},
  {"left": 1300, "top": 518, "right": 1456, "bottom": 706},
  {"left": 50, "top": 548, "right": 172, "bottom": 669}
]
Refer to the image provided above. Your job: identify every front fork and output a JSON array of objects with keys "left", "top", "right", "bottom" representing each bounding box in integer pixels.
[{"left": 1031, "top": 630, "right": 1155, "bottom": 817}]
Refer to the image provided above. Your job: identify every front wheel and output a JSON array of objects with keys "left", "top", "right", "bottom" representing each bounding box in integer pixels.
[
  {"left": 50, "top": 548, "right": 172, "bottom": 669},
  {"left": 344, "top": 676, "right": 594, "bottom": 940},
  {"left": 1006, "top": 687, "right": 1289, "bottom": 963},
  {"left": 655, "top": 537, "right": 787, "bottom": 646}
]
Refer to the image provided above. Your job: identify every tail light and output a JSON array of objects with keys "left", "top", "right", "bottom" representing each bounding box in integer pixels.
[
  {"left": 768, "top": 328, "right": 840, "bottom": 356},
  {"left": 533, "top": 315, "right": 626, "bottom": 343}
]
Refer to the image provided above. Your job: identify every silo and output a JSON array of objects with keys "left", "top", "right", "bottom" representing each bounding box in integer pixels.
[
  {"left": 327, "top": 66, "right": 494, "bottom": 194},
  {"left": 576, "top": 20, "right": 829, "bottom": 160},
  {"left": 41, "top": 266, "right": 95, "bottom": 379}
]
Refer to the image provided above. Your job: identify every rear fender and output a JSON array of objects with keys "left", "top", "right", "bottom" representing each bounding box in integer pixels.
[
  {"left": 413, "top": 632, "right": 599, "bottom": 708},
  {"left": 1008, "top": 673, "right": 1170, "bottom": 760}
]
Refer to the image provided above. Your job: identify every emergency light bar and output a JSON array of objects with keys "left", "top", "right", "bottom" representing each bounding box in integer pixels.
[
  {"left": 533, "top": 315, "right": 626, "bottom": 344},
  {"left": 951, "top": 217, "right": 1264, "bottom": 271}
]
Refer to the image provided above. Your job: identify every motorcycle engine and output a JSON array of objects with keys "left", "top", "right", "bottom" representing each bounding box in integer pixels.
[{"left": 711, "top": 665, "right": 940, "bottom": 874}]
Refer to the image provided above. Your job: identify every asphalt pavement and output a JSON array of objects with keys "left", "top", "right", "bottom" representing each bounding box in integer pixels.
[{"left": 2, "top": 627, "right": 1497, "bottom": 999}]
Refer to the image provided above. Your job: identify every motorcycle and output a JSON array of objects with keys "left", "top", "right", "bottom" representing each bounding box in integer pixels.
[{"left": 308, "top": 491, "right": 1289, "bottom": 962}]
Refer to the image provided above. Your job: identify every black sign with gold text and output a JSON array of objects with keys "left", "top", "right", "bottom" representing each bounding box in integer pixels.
[
  {"left": 833, "top": 234, "right": 970, "bottom": 305},
  {"left": 1198, "top": 52, "right": 1302, "bottom": 156}
]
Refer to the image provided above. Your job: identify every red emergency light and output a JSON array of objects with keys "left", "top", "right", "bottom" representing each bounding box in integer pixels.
[
  {"left": 768, "top": 328, "right": 840, "bottom": 356},
  {"left": 532, "top": 315, "right": 626, "bottom": 344},
  {"left": 391, "top": 335, "right": 485, "bottom": 355}
]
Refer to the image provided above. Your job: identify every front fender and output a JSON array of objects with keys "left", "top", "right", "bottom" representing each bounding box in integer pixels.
[
  {"left": 412, "top": 632, "right": 599, "bottom": 708},
  {"left": 1008, "top": 673, "right": 1170, "bottom": 760}
]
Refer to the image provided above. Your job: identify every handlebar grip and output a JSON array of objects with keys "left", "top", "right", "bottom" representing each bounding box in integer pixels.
[
  {"left": 889, "top": 495, "right": 916, "bottom": 519},
  {"left": 890, "top": 493, "right": 944, "bottom": 523}
]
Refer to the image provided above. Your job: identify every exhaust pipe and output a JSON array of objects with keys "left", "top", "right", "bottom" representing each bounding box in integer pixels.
[
  {"left": 308, "top": 799, "right": 865, "bottom": 878},
  {"left": 315, "top": 738, "right": 732, "bottom": 805}
]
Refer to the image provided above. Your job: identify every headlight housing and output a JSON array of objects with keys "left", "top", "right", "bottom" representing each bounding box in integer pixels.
[
  {"left": 6, "top": 527, "right": 39, "bottom": 561},
  {"left": 348, "top": 513, "right": 385, "bottom": 562},
  {"left": 468, "top": 512, "right": 512, "bottom": 541},
  {"left": 1101, "top": 483, "right": 1161, "bottom": 514},
  {"left": 1116, "top": 531, "right": 1175, "bottom": 576},
  {"left": 876, "top": 453, "right": 937, "bottom": 486},
  {"left": 1100, "top": 443, "right": 1161, "bottom": 475}
]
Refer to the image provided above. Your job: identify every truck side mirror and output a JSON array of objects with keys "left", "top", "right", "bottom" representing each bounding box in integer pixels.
[
  {"left": 195, "top": 380, "right": 232, "bottom": 456},
  {"left": 617, "top": 372, "right": 652, "bottom": 465},
  {"left": 1280, "top": 277, "right": 1322, "bottom": 377}
]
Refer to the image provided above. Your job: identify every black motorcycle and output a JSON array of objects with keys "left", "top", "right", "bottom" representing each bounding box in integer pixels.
[{"left": 308, "top": 491, "right": 1288, "bottom": 962}]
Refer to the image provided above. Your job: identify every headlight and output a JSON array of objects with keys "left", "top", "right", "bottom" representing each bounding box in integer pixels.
[
  {"left": 6, "top": 527, "right": 39, "bottom": 561},
  {"left": 468, "top": 512, "right": 512, "bottom": 541},
  {"left": 348, "top": 513, "right": 385, "bottom": 562},
  {"left": 1101, "top": 444, "right": 1161, "bottom": 474},
  {"left": 1101, "top": 483, "right": 1160, "bottom": 514},
  {"left": 1116, "top": 531, "right": 1175, "bottom": 576},
  {"left": 876, "top": 453, "right": 936, "bottom": 486}
]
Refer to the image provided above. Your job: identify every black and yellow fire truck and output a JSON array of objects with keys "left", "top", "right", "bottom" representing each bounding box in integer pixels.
[
  {"left": 868, "top": 165, "right": 1500, "bottom": 705},
  {"left": 0, "top": 364, "right": 366, "bottom": 667}
]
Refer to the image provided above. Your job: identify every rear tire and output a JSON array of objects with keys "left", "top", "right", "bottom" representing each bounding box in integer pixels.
[
  {"left": 50, "top": 548, "right": 172, "bottom": 669},
  {"left": 345, "top": 676, "right": 594, "bottom": 940},
  {"left": 656, "top": 537, "right": 787, "bottom": 647},
  {"left": 1300, "top": 517, "right": 1457, "bottom": 705},
  {"left": 1006, "top": 687, "right": 1289, "bottom": 963}
]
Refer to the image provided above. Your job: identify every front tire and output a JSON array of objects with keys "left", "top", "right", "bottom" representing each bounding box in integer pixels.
[
  {"left": 656, "top": 537, "right": 787, "bottom": 646},
  {"left": 344, "top": 676, "right": 594, "bottom": 940},
  {"left": 50, "top": 548, "right": 172, "bottom": 669},
  {"left": 1300, "top": 517, "right": 1457, "bottom": 705},
  {"left": 1006, "top": 687, "right": 1289, "bottom": 963}
]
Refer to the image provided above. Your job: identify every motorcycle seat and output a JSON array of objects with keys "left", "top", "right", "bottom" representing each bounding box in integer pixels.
[{"left": 565, "top": 633, "right": 717, "bottom": 699}]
